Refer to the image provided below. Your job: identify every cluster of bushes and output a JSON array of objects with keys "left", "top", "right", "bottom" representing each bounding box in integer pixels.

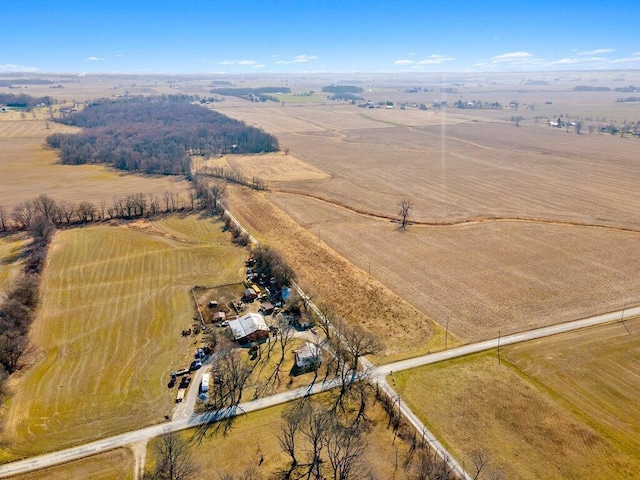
[
  {"left": 0, "top": 93, "right": 54, "bottom": 109},
  {"left": 223, "top": 214, "right": 251, "bottom": 246},
  {"left": 252, "top": 245, "right": 296, "bottom": 288},
  {"left": 46, "top": 96, "right": 278, "bottom": 175}
]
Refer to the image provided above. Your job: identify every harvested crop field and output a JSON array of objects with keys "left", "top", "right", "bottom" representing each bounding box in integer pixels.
[
  {"left": 8, "top": 448, "right": 134, "bottom": 480},
  {"left": 222, "top": 185, "right": 452, "bottom": 362},
  {"left": 0, "top": 215, "right": 246, "bottom": 461},
  {"left": 216, "top": 102, "right": 640, "bottom": 230},
  {"left": 0, "top": 118, "right": 190, "bottom": 211},
  {"left": 393, "top": 318, "right": 640, "bottom": 480},
  {"left": 267, "top": 192, "right": 640, "bottom": 341},
  {"left": 193, "top": 152, "right": 330, "bottom": 183}
]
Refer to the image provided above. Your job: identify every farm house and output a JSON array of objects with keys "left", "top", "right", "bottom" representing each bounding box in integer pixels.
[
  {"left": 228, "top": 312, "right": 269, "bottom": 345},
  {"left": 295, "top": 342, "right": 322, "bottom": 370}
]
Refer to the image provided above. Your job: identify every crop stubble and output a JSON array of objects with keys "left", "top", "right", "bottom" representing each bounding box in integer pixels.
[{"left": 0, "top": 216, "right": 246, "bottom": 460}]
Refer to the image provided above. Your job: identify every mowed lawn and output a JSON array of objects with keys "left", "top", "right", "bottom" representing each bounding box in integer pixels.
[
  {"left": 0, "top": 216, "right": 246, "bottom": 461},
  {"left": 392, "top": 318, "right": 640, "bottom": 479}
]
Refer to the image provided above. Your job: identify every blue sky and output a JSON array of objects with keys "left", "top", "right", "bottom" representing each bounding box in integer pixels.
[{"left": 1, "top": 0, "right": 638, "bottom": 74}]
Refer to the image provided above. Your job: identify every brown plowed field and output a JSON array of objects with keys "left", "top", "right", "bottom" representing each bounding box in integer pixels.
[
  {"left": 222, "top": 185, "right": 451, "bottom": 361},
  {"left": 212, "top": 100, "right": 640, "bottom": 342},
  {"left": 267, "top": 192, "right": 640, "bottom": 341}
]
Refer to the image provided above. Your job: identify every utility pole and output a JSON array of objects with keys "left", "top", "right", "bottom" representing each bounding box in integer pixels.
[{"left": 621, "top": 302, "right": 631, "bottom": 335}]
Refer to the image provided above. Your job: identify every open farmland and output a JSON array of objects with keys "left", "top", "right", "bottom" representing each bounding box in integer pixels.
[
  {"left": 0, "top": 117, "right": 190, "bottom": 211},
  {"left": 266, "top": 192, "right": 640, "bottom": 341},
  {"left": 222, "top": 185, "right": 452, "bottom": 362},
  {"left": 392, "top": 318, "right": 640, "bottom": 479},
  {"left": 0, "top": 215, "right": 246, "bottom": 461},
  {"left": 211, "top": 92, "right": 640, "bottom": 342}
]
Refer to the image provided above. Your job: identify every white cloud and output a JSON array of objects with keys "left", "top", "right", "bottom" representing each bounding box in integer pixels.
[
  {"left": 612, "top": 56, "right": 640, "bottom": 64},
  {"left": 634, "top": 52, "right": 640, "bottom": 56},
  {"left": 406, "top": 52, "right": 415, "bottom": 56},
  {"left": 84, "top": 56, "right": 104, "bottom": 61},
  {"left": 394, "top": 59, "right": 414, "bottom": 65},
  {"left": 293, "top": 54, "right": 318, "bottom": 63},
  {"left": 578, "top": 48, "right": 614, "bottom": 56},
  {"left": 252, "top": 64, "right": 265, "bottom": 68},
  {"left": 416, "top": 55, "right": 455, "bottom": 65},
  {"left": 551, "top": 56, "right": 604, "bottom": 65},
  {"left": 275, "top": 60, "right": 290, "bottom": 64},
  {"left": 0, "top": 64, "right": 39, "bottom": 72},
  {"left": 491, "top": 51, "right": 532, "bottom": 63}
]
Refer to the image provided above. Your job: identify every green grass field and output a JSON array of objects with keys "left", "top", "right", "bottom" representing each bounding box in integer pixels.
[
  {"left": 0, "top": 215, "right": 247, "bottom": 461},
  {"left": 0, "top": 233, "right": 27, "bottom": 293},
  {"left": 392, "top": 318, "right": 640, "bottom": 479}
]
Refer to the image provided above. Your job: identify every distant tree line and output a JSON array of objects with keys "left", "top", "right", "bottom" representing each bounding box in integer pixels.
[
  {"left": 209, "top": 87, "right": 291, "bottom": 102},
  {"left": 572, "top": 85, "right": 611, "bottom": 92},
  {"left": 328, "top": 93, "right": 364, "bottom": 101},
  {"left": 321, "top": 85, "right": 364, "bottom": 94},
  {"left": 46, "top": 96, "right": 278, "bottom": 175},
  {"left": 0, "top": 93, "right": 54, "bottom": 109},
  {"left": 616, "top": 96, "right": 640, "bottom": 103},
  {"left": 0, "top": 78, "right": 56, "bottom": 87}
]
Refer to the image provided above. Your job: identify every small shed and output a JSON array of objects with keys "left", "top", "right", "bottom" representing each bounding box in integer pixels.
[
  {"left": 260, "top": 302, "right": 275, "bottom": 315},
  {"left": 295, "top": 342, "right": 323, "bottom": 370},
  {"left": 243, "top": 288, "right": 258, "bottom": 301},
  {"left": 213, "top": 311, "right": 226, "bottom": 322},
  {"left": 228, "top": 312, "right": 269, "bottom": 345}
]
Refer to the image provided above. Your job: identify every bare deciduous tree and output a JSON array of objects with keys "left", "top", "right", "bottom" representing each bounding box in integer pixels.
[
  {"left": 398, "top": 199, "right": 413, "bottom": 230},
  {"left": 148, "top": 431, "right": 198, "bottom": 480},
  {"left": 0, "top": 206, "right": 7, "bottom": 231}
]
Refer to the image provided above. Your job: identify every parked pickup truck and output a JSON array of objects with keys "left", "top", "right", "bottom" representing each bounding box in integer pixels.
[{"left": 176, "top": 388, "right": 186, "bottom": 403}]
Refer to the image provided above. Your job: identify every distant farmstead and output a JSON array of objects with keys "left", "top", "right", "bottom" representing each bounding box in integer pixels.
[{"left": 228, "top": 312, "right": 269, "bottom": 345}]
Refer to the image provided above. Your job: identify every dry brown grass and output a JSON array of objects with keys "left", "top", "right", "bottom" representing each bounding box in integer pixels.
[
  {"left": 393, "top": 335, "right": 640, "bottom": 480},
  {"left": 267, "top": 192, "right": 640, "bottom": 341},
  {"left": 193, "top": 151, "right": 330, "bottom": 183},
  {"left": 0, "top": 233, "right": 27, "bottom": 293},
  {"left": 8, "top": 448, "right": 134, "bottom": 480},
  {"left": 0, "top": 118, "right": 190, "bottom": 212},
  {"left": 504, "top": 317, "right": 640, "bottom": 464},
  {"left": 223, "top": 185, "right": 452, "bottom": 361},
  {"left": 148, "top": 397, "right": 413, "bottom": 480}
]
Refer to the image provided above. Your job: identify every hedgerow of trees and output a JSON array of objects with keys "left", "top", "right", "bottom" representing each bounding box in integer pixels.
[
  {"left": 46, "top": 96, "right": 279, "bottom": 175},
  {"left": 321, "top": 85, "right": 364, "bottom": 94},
  {"left": 0, "top": 93, "right": 54, "bottom": 109}
]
